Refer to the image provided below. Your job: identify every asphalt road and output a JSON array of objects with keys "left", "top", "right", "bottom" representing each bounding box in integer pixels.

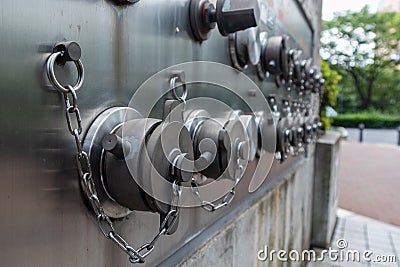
[{"left": 346, "top": 128, "right": 400, "bottom": 146}]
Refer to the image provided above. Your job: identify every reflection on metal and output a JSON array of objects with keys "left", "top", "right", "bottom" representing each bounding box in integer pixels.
[
  {"left": 46, "top": 45, "right": 191, "bottom": 263},
  {"left": 84, "top": 107, "right": 142, "bottom": 218},
  {"left": 0, "top": 0, "right": 322, "bottom": 265},
  {"left": 229, "top": 28, "right": 261, "bottom": 70}
]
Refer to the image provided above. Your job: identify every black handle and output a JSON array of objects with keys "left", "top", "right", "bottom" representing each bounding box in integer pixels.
[
  {"left": 215, "top": 0, "right": 258, "bottom": 36},
  {"left": 189, "top": 0, "right": 258, "bottom": 41},
  {"left": 53, "top": 41, "right": 82, "bottom": 65}
]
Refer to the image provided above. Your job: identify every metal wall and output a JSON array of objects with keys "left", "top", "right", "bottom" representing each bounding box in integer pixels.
[{"left": 0, "top": 0, "right": 322, "bottom": 266}]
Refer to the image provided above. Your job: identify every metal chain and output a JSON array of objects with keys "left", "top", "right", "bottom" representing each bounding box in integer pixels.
[
  {"left": 191, "top": 160, "right": 243, "bottom": 212},
  {"left": 55, "top": 83, "right": 182, "bottom": 264}
]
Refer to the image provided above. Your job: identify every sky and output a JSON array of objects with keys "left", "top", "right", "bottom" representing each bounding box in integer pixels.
[{"left": 322, "top": 0, "right": 379, "bottom": 21}]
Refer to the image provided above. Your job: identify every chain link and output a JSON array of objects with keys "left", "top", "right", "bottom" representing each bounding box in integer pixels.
[
  {"left": 191, "top": 162, "right": 243, "bottom": 212},
  {"left": 50, "top": 67, "right": 181, "bottom": 263}
]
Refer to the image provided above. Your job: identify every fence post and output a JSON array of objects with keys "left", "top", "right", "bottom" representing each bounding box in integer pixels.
[{"left": 358, "top": 123, "right": 365, "bottom": 143}]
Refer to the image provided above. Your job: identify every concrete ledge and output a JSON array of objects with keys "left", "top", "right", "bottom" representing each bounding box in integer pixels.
[{"left": 311, "top": 132, "right": 341, "bottom": 248}]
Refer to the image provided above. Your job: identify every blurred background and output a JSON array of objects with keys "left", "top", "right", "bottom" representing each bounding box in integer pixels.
[{"left": 320, "top": 0, "right": 399, "bottom": 226}]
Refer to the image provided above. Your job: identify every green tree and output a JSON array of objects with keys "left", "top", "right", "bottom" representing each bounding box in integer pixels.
[
  {"left": 372, "top": 68, "right": 400, "bottom": 113},
  {"left": 321, "top": 7, "right": 400, "bottom": 110}
]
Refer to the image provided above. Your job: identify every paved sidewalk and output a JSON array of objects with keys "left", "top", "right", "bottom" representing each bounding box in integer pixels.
[
  {"left": 309, "top": 209, "right": 400, "bottom": 267},
  {"left": 345, "top": 128, "right": 399, "bottom": 146},
  {"left": 338, "top": 141, "right": 400, "bottom": 226}
]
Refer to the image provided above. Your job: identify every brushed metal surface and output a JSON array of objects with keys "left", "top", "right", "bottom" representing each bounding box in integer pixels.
[{"left": 0, "top": 0, "right": 315, "bottom": 266}]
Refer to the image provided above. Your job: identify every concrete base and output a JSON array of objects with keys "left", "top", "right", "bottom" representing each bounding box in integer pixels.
[
  {"left": 178, "top": 157, "right": 315, "bottom": 267},
  {"left": 311, "top": 132, "right": 341, "bottom": 248}
]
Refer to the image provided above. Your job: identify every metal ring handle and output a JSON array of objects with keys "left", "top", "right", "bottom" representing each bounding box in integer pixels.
[
  {"left": 170, "top": 76, "right": 187, "bottom": 103},
  {"left": 46, "top": 51, "right": 85, "bottom": 93}
]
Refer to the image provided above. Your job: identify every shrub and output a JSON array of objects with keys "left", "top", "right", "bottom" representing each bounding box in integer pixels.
[
  {"left": 332, "top": 112, "right": 400, "bottom": 128},
  {"left": 320, "top": 60, "right": 341, "bottom": 131}
]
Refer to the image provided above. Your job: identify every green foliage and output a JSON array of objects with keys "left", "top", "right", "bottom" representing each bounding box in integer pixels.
[
  {"left": 335, "top": 64, "right": 400, "bottom": 115},
  {"left": 320, "top": 60, "right": 342, "bottom": 130},
  {"left": 372, "top": 68, "right": 400, "bottom": 114},
  {"left": 332, "top": 111, "right": 400, "bottom": 128},
  {"left": 321, "top": 7, "right": 400, "bottom": 111},
  {"left": 320, "top": 110, "right": 332, "bottom": 131}
]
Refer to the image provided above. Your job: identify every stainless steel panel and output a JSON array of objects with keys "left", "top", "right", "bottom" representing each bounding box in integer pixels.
[{"left": 0, "top": 0, "right": 315, "bottom": 266}]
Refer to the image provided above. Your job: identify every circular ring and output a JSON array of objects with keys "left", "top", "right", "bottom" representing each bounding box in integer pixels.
[
  {"left": 170, "top": 76, "right": 187, "bottom": 103},
  {"left": 46, "top": 51, "right": 85, "bottom": 93}
]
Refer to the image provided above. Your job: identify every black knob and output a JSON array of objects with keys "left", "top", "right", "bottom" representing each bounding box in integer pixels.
[
  {"left": 53, "top": 41, "right": 82, "bottom": 65},
  {"left": 189, "top": 0, "right": 258, "bottom": 42},
  {"left": 290, "top": 126, "right": 298, "bottom": 147}
]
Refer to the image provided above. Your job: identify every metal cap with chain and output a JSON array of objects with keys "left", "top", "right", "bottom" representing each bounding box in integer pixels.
[
  {"left": 183, "top": 105, "right": 249, "bottom": 212},
  {"left": 45, "top": 42, "right": 194, "bottom": 264}
]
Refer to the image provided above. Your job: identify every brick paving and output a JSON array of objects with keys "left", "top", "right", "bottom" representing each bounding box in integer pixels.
[
  {"left": 338, "top": 141, "right": 400, "bottom": 226},
  {"left": 309, "top": 209, "right": 400, "bottom": 267}
]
